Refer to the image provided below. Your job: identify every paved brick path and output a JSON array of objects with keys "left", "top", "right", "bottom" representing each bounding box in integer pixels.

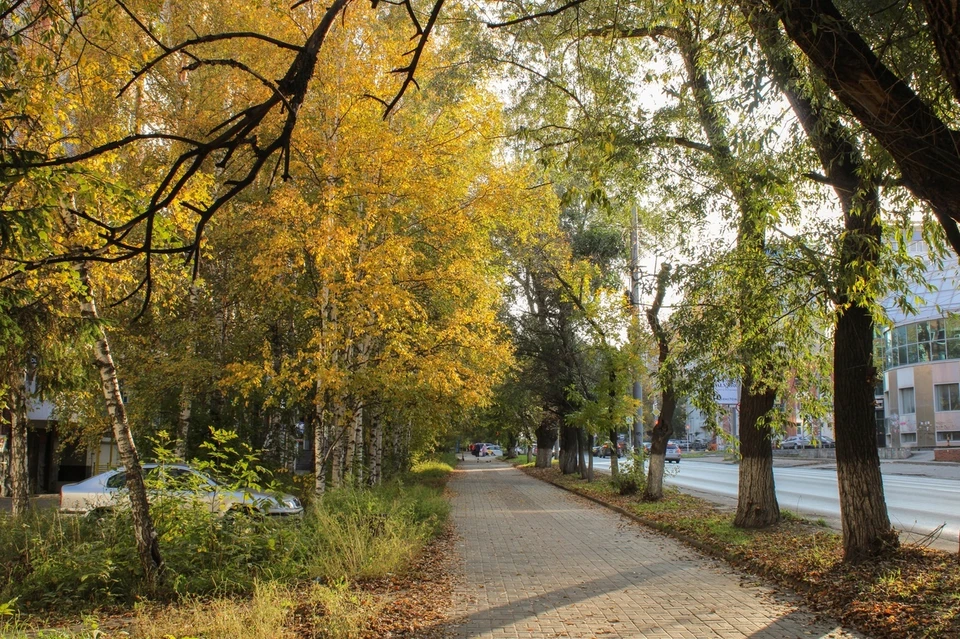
[{"left": 449, "top": 460, "right": 864, "bottom": 639}]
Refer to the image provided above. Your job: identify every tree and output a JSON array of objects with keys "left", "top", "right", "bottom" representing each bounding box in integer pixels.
[
  {"left": 644, "top": 264, "right": 676, "bottom": 501},
  {"left": 766, "top": 0, "right": 960, "bottom": 256},
  {"left": 744, "top": 0, "right": 897, "bottom": 561}
]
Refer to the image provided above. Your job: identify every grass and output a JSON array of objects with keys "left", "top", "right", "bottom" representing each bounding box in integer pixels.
[
  {"left": 522, "top": 464, "right": 960, "bottom": 639},
  {"left": 0, "top": 456, "right": 457, "bottom": 638}
]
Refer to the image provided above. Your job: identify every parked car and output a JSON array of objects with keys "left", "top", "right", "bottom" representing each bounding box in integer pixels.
[
  {"left": 817, "top": 435, "right": 836, "bottom": 448},
  {"left": 59, "top": 464, "right": 304, "bottom": 517},
  {"left": 780, "top": 435, "right": 812, "bottom": 449},
  {"left": 486, "top": 445, "right": 504, "bottom": 457},
  {"left": 665, "top": 443, "right": 682, "bottom": 463},
  {"left": 594, "top": 443, "right": 623, "bottom": 458}
]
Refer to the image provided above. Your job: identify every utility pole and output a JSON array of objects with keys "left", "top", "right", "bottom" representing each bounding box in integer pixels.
[{"left": 630, "top": 205, "right": 644, "bottom": 450}]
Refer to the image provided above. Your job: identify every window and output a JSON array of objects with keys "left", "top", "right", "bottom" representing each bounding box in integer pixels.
[
  {"left": 935, "top": 383, "right": 960, "bottom": 411},
  {"left": 883, "top": 317, "right": 960, "bottom": 367},
  {"left": 106, "top": 472, "right": 128, "bottom": 489},
  {"left": 900, "top": 387, "right": 916, "bottom": 414},
  {"left": 901, "top": 433, "right": 917, "bottom": 443},
  {"left": 936, "top": 431, "right": 960, "bottom": 442}
]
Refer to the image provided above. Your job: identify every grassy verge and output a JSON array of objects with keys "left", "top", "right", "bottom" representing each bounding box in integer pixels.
[
  {"left": 0, "top": 456, "right": 457, "bottom": 638},
  {"left": 521, "top": 465, "right": 959, "bottom": 639}
]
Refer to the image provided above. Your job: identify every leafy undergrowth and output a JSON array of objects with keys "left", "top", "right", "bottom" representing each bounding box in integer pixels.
[
  {"left": 522, "top": 465, "right": 960, "bottom": 639},
  {"left": 0, "top": 456, "right": 458, "bottom": 638}
]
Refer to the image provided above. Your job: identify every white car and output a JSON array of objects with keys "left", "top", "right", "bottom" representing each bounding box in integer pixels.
[{"left": 59, "top": 463, "right": 303, "bottom": 517}]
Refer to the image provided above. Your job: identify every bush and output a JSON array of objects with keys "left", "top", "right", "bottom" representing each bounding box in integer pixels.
[
  {"left": 0, "top": 453, "right": 454, "bottom": 617},
  {"left": 612, "top": 450, "right": 647, "bottom": 496}
]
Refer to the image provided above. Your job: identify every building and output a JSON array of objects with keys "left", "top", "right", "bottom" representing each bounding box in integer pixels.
[{"left": 879, "top": 228, "right": 960, "bottom": 448}]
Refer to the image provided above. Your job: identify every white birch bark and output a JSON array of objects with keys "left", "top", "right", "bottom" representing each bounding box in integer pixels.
[{"left": 8, "top": 377, "right": 29, "bottom": 517}]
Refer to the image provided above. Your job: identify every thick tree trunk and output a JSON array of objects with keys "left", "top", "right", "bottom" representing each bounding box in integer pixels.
[
  {"left": 535, "top": 416, "right": 557, "bottom": 469},
  {"left": 735, "top": 383, "right": 779, "bottom": 527},
  {"left": 559, "top": 424, "right": 579, "bottom": 474},
  {"left": 9, "top": 382, "right": 29, "bottom": 517},
  {"left": 644, "top": 407, "right": 673, "bottom": 501},
  {"left": 834, "top": 305, "right": 897, "bottom": 559},
  {"left": 79, "top": 270, "right": 163, "bottom": 585},
  {"left": 579, "top": 429, "right": 592, "bottom": 481}
]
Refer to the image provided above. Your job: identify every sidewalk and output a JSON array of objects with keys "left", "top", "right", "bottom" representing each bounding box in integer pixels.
[{"left": 448, "top": 460, "right": 864, "bottom": 639}]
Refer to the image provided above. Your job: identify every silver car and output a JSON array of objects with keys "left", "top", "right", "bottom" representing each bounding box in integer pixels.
[{"left": 59, "top": 463, "right": 303, "bottom": 517}]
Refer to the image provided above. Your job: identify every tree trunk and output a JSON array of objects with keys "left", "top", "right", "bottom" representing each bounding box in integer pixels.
[
  {"left": 353, "top": 404, "right": 364, "bottom": 485},
  {"left": 580, "top": 429, "right": 592, "bottom": 481},
  {"left": 643, "top": 264, "right": 674, "bottom": 501},
  {"left": 559, "top": 423, "right": 579, "bottom": 474},
  {"left": 644, "top": 394, "right": 675, "bottom": 501},
  {"left": 834, "top": 304, "right": 897, "bottom": 559},
  {"left": 535, "top": 416, "right": 558, "bottom": 469},
  {"left": 8, "top": 382, "right": 29, "bottom": 517},
  {"left": 174, "top": 389, "right": 191, "bottom": 461},
  {"left": 330, "top": 401, "right": 345, "bottom": 488},
  {"left": 734, "top": 382, "right": 779, "bottom": 527},
  {"left": 369, "top": 412, "right": 383, "bottom": 485},
  {"left": 314, "top": 383, "right": 328, "bottom": 497},
  {"left": 174, "top": 283, "right": 199, "bottom": 461},
  {"left": 605, "top": 427, "right": 619, "bottom": 478},
  {"left": 79, "top": 269, "right": 163, "bottom": 585}
]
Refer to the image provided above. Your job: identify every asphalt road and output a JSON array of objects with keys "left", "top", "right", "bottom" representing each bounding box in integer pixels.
[{"left": 590, "top": 455, "right": 960, "bottom": 551}]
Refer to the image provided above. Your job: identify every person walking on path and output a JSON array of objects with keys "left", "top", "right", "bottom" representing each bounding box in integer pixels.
[{"left": 448, "top": 459, "right": 864, "bottom": 639}]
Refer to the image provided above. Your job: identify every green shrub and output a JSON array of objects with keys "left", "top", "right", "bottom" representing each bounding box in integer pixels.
[
  {"left": 612, "top": 451, "right": 647, "bottom": 496},
  {"left": 0, "top": 454, "right": 453, "bottom": 617}
]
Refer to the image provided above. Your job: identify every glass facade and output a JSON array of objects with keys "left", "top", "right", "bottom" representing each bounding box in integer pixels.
[{"left": 881, "top": 315, "right": 960, "bottom": 368}]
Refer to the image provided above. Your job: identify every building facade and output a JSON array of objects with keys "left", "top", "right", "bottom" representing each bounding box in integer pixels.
[{"left": 880, "top": 230, "right": 960, "bottom": 448}]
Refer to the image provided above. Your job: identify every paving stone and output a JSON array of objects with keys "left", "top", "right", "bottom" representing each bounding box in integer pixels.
[{"left": 449, "top": 460, "right": 866, "bottom": 639}]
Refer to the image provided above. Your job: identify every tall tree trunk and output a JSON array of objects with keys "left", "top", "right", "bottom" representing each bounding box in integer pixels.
[
  {"left": 535, "top": 415, "right": 557, "bottom": 469},
  {"left": 369, "top": 412, "right": 383, "bottom": 485},
  {"left": 735, "top": 382, "right": 779, "bottom": 527},
  {"left": 344, "top": 404, "right": 358, "bottom": 483},
  {"left": 314, "top": 383, "right": 328, "bottom": 497},
  {"left": 330, "top": 401, "right": 346, "bottom": 488},
  {"left": 79, "top": 268, "right": 163, "bottom": 585},
  {"left": 8, "top": 381, "right": 29, "bottom": 517},
  {"left": 174, "top": 390, "right": 191, "bottom": 461},
  {"left": 607, "top": 427, "right": 620, "bottom": 478},
  {"left": 174, "top": 283, "right": 199, "bottom": 460},
  {"left": 644, "top": 264, "right": 673, "bottom": 501},
  {"left": 580, "top": 429, "right": 595, "bottom": 481},
  {"left": 352, "top": 404, "right": 363, "bottom": 485},
  {"left": 745, "top": 0, "right": 895, "bottom": 556},
  {"left": 834, "top": 304, "right": 896, "bottom": 559},
  {"left": 559, "top": 423, "right": 579, "bottom": 474}
]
